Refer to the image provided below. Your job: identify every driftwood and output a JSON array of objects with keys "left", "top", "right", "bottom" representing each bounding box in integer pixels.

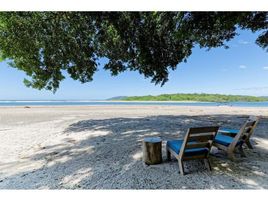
[{"left": 143, "top": 137, "right": 162, "bottom": 165}]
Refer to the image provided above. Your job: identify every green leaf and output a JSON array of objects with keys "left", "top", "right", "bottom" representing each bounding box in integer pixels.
[{"left": 0, "top": 12, "right": 267, "bottom": 92}]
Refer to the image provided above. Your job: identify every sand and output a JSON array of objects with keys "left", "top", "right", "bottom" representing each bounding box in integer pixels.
[{"left": 0, "top": 105, "right": 268, "bottom": 189}]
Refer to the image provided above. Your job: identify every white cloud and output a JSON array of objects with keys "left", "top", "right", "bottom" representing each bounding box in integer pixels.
[
  {"left": 263, "top": 66, "right": 268, "bottom": 70},
  {"left": 239, "top": 65, "right": 247, "bottom": 69},
  {"left": 233, "top": 87, "right": 268, "bottom": 96},
  {"left": 238, "top": 40, "right": 250, "bottom": 45},
  {"left": 235, "top": 86, "right": 268, "bottom": 91}
]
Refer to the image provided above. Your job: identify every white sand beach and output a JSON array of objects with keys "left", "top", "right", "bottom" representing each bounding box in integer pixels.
[{"left": 0, "top": 105, "right": 268, "bottom": 189}]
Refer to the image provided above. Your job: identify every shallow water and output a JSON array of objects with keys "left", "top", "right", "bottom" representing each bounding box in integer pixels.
[{"left": 1, "top": 100, "right": 268, "bottom": 107}]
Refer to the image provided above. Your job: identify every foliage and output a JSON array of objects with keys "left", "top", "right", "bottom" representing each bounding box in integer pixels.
[
  {"left": 0, "top": 12, "right": 267, "bottom": 92},
  {"left": 122, "top": 93, "right": 268, "bottom": 102}
]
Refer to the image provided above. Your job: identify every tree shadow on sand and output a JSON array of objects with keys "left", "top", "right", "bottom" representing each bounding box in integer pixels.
[{"left": 0, "top": 114, "right": 268, "bottom": 189}]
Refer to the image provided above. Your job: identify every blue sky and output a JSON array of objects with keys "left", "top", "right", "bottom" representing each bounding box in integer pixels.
[{"left": 0, "top": 29, "right": 268, "bottom": 100}]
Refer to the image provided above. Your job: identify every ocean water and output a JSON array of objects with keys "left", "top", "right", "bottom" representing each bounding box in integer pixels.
[{"left": 1, "top": 101, "right": 268, "bottom": 107}]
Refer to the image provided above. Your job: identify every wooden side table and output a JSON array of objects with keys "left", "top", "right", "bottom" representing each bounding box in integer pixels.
[{"left": 142, "top": 137, "right": 162, "bottom": 165}]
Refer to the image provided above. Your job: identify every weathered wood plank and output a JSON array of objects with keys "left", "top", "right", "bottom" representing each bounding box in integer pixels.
[{"left": 186, "top": 141, "right": 210, "bottom": 149}]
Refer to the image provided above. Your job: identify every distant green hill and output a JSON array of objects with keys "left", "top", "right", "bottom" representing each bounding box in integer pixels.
[
  {"left": 107, "top": 96, "right": 128, "bottom": 100},
  {"left": 118, "top": 93, "right": 268, "bottom": 102}
]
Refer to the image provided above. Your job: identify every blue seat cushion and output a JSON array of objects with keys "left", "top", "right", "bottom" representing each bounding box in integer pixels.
[
  {"left": 219, "top": 128, "right": 239, "bottom": 135},
  {"left": 167, "top": 140, "right": 209, "bottom": 156},
  {"left": 215, "top": 134, "right": 243, "bottom": 147}
]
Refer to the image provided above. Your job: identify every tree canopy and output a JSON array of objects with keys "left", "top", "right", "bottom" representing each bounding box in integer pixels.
[{"left": 0, "top": 12, "right": 267, "bottom": 92}]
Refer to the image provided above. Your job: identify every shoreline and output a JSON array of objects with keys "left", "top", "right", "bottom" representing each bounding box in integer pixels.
[
  {"left": 1, "top": 104, "right": 268, "bottom": 109},
  {"left": 1, "top": 100, "right": 268, "bottom": 109},
  {"left": 1, "top": 100, "right": 268, "bottom": 110},
  {"left": 0, "top": 100, "right": 267, "bottom": 103}
]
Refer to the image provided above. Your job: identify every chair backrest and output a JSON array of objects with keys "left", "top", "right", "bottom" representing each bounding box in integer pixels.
[
  {"left": 179, "top": 126, "right": 219, "bottom": 160},
  {"left": 247, "top": 116, "right": 260, "bottom": 138},
  {"left": 231, "top": 116, "right": 259, "bottom": 147}
]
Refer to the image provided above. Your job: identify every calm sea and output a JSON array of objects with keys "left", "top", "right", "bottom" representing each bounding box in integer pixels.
[{"left": 1, "top": 101, "right": 268, "bottom": 107}]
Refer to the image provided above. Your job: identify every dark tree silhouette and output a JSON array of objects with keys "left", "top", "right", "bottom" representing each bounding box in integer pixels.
[{"left": 0, "top": 12, "right": 267, "bottom": 92}]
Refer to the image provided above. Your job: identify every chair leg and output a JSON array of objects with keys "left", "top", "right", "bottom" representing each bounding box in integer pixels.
[
  {"left": 178, "top": 160, "right": 185, "bottom": 175},
  {"left": 204, "top": 158, "right": 212, "bottom": 171},
  {"left": 245, "top": 140, "right": 254, "bottom": 149},
  {"left": 227, "top": 151, "right": 236, "bottom": 161},
  {"left": 238, "top": 146, "right": 246, "bottom": 157},
  {"left": 166, "top": 149, "right": 171, "bottom": 161}
]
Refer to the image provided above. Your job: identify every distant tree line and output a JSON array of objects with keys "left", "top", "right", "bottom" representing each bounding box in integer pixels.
[{"left": 121, "top": 93, "right": 268, "bottom": 102}]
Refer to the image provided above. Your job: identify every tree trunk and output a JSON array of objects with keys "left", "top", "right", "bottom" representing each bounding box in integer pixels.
[{"left": 143, "top": 137, "right": 162, "bottom": 165}]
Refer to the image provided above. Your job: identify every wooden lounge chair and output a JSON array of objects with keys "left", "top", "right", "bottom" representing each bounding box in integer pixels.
[
  {"left": 166, "top": 126, "right": 219, "bottom": 175},
  {"left": 218, "top": 116, "right": 259, "bottom": 149},
  {"left": 213, "top": 118, "right": 258, "bottom": 160}
]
